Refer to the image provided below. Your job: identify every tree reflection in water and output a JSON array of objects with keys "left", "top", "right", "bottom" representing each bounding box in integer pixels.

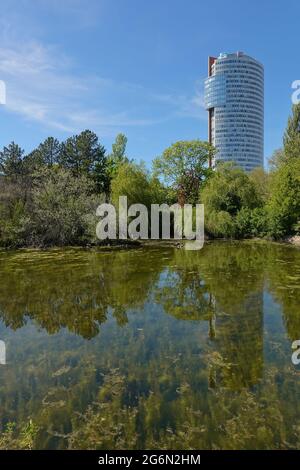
[{"left": 0, "top": 242, "right": 299, "bottom": 449}]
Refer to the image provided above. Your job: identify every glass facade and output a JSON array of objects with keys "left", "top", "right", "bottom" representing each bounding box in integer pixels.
[{"left": 204, "top": 52, "right": 264, "bottom": 172}]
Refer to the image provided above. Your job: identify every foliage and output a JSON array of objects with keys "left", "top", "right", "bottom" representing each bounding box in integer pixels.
[
  {"left": 0, "top": 177, "right": 32, "bottom": 247},
  {"left": 200, "top": 163, "right": 263, "bottom": 238},
  {"left": 110, "top": 161, "right": 164, "bottom": 208},
  {"left": 0, "top": 198, "right": 32, "bottom": 247},
  {"left": 0, "top": 142, "right": 25, "bottom": 181},
  {"left": 0, "top": 102, "right": 300, "bottom": 247},
  {"left": 249, "top": 167, "right": 270, "bottom": 203},
  {"left": 0, "top": 131, "right": 111, "bottom": 247},
  {"left": 268, "top": 148, "right": 287, "bottom": 172},
  {"left": 26, "top": 137, "right": 61, "bottom": 170},
  {"left": 283, "top": 103, "right": 300, "bottom": 159},
  {"left": 59, "top": 130, "right": 109, "bottom": 193},
  {"left": 107, "top": 133, "right": 129, "bottom": 180},
  {"left": 266, "top": 157, "right": 300, "bottom": 238},
  {"left": 153, "top": 140, "right": 215, "bottom": 205},
  {"left": 249, "top": 207, "right": 269, "bottom": 237},
  {"left": 31, "top": 167, "right": 99, "bottom": 246}
]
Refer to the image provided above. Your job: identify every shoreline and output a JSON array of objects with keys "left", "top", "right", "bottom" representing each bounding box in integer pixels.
[{"left": 0, "top": 236, "right": 300, "bottom": 252}]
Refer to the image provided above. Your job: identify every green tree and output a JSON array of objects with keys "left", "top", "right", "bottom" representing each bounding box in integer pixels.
[
  {"left": 31, "top": 167, "right": 98, "bottom": 246},
  {"left": 284, "top": 103, "right": 300, "bottom": 159},
  {"left": 153, "top": 140, "right": 215, "bottom": 205},
  {"left": 110, "top": 162, "right": 153, "bottom": 208},
  {"left": 266, "top": 157, "right": 300, "bottom": 238},
  {"left": 268, "top": 148, "right": 286, "bottom": 171},
  {"left": 0, "top": 195, "right": 31, "bottom": 247},
  {"left": 110, "top": 133, "right": 127, "bottom": 164},
  {"left": 249, "top": 167, "right": 270, "bottom": 203},
  {"left": 59, "top": 130, "right": 109, "bottom": 194},
  {"left": 26, "top": 137, "right": 61, "bottom": 170},
  {"left": 200, "top": 163, "right": 262, "bottom": 238},
  {"left": 0, "top": 142, "right": 25, "bottom": 181},
  {"left": 107, "top": 134, "right": 130, "bottom": 194}
]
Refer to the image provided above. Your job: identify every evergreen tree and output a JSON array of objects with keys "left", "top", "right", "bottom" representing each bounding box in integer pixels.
[
  {"left": 25, "top": 137, "right": 62, "bottom": 173},
  {"left": 59, "top": 130, "right": 109, "bottom": 194},
  {"left": 0, "top": 142, "right": 25, "bottom": 180},
  {"left": 35, "top": 137, "right": 61, "bottom": 166}
]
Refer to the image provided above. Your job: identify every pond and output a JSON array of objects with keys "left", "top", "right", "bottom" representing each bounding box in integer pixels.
[{"left": 0, "top": 241, "right": 300, "bottom": 449}]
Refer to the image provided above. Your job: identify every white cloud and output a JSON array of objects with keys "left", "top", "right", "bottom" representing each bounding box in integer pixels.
[{"left": 0, "top": 35, "right": 206, "bottom": 137}]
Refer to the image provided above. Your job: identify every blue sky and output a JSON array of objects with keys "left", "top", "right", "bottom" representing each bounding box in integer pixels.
[{"left": 0, "top": 0, "right": 299, "bottom": 168}]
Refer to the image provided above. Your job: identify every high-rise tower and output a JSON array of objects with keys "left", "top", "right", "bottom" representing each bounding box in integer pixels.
[{"left": 204, "top": 52, "right": 264, "bottom": 171}]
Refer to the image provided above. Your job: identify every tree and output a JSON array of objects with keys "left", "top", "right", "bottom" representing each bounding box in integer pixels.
[
  {"left": 107, "top": 133, "right": 129, "bottom": 185},
  {"left": 0, "top": 142, "right": 25, "bottom": 180},
  {"left": 153, "top": 140, "right": 215, "bottom": 205},
  {"left": 110, "top": 162, "right": 153, "bottom": 208},
  {"left": 26, "top": 137, "right": 61, "bottom": 169},
  {"left": 59, "top": 130, "right": 109, "bottom": 194},
  {"left": 111, "top": 133, "right": 127, "bottom": 163},
  {"left": 249, "top": 167, "right": 270, "bottom": 203},
  {"left": 200, "top": 163, "right": 262, "bottom": 238},
  {"left": 268, "top": 148, "right": 286, "bottom": 171},
  {"left": 284, "top": 103, "right": 300, "bottom": 159},
  {"left": 32, "top": 167, "right": 98, "bottom": 246},
  {"left": 266, "top": 157, "right": 300, "bottom": 238},
  {"left": 201, "top": 163, "right": 261, "bottom": 215}
]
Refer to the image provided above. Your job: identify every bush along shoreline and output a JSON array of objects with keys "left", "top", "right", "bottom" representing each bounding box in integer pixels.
[{"left": 0, "top": 103, "right": 299, "bottom": 249}]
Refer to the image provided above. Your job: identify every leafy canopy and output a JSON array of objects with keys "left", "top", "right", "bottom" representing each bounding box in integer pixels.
[
  {"left": 284, "top": 103, "right": 300, "bottom": 159},
  {"left": 153, "top": 140, "right": 215, "bottom": 204}
]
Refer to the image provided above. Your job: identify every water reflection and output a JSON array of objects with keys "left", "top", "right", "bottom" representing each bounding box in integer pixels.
[
  {"left": 0, "top": 249, "right": 166, "bottom": 338},
  {"left": 0, "top": 242, "right": 299, "bottom": 449}
]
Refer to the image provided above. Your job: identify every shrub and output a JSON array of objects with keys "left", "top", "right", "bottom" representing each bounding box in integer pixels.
[{"left": 31, "top": 167, "right": 99, "bottom": 246}]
